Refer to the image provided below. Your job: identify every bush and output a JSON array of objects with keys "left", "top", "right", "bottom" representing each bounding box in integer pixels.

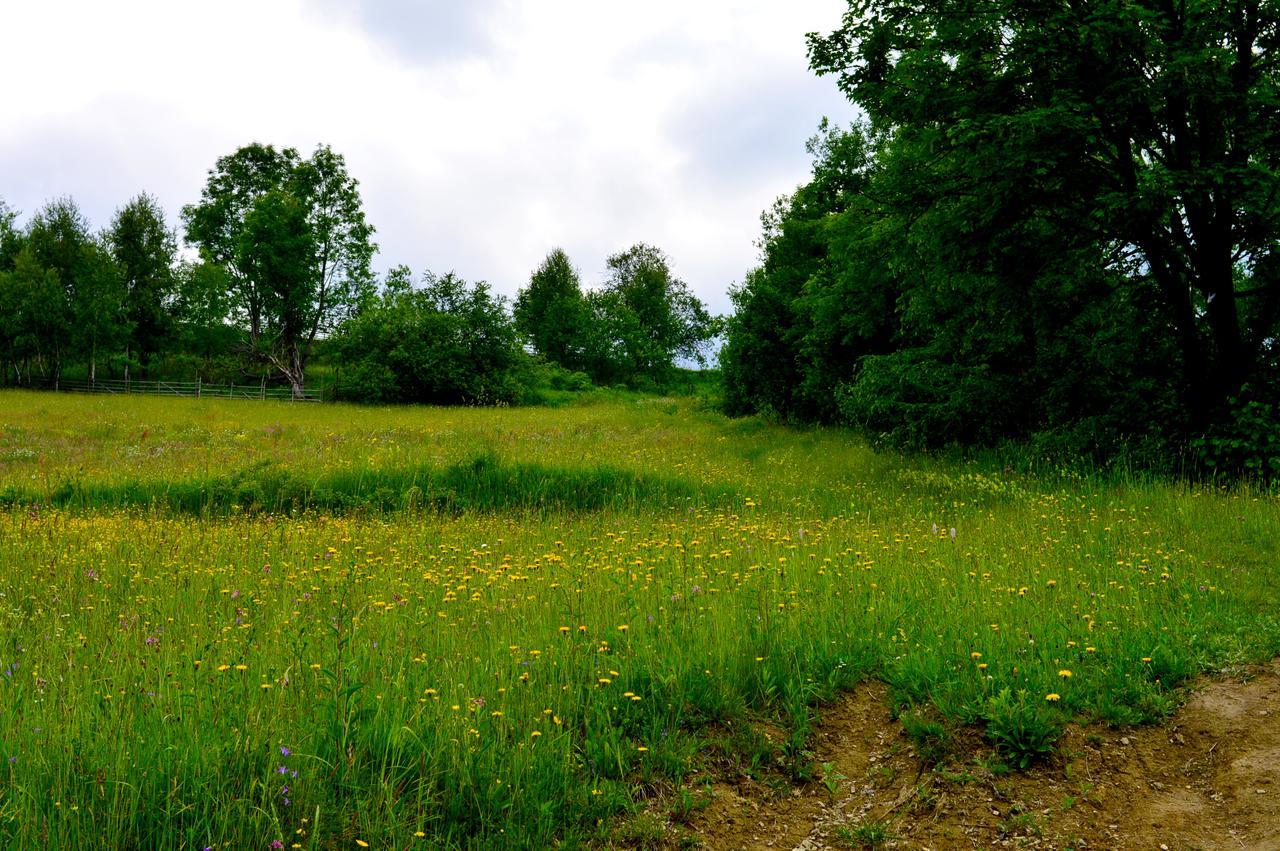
[
  {"left": 984, "top": 689, "right": 1062, "bottom": 769},
  {"left": 836, "top": 352, "right": 1026, "bottom": 450},
  {"left": 332, "top": 270, "right": 525, "bottom": 406},
  {"left": 1192, "top": 378, "right": 1280, "bottom": 483}
]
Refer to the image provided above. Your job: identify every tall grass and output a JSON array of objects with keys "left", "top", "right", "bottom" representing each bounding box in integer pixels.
[
  {"left": 0, "top": 390, "right": 1275, "bottom": 848},
  {"left": 0, "top": 451, "right": 732, "bottom": 516}
]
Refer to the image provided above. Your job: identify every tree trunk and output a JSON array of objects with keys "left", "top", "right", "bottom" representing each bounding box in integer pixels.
[{"left": 288, "top": 343, "right": 306, "bottom": 400}]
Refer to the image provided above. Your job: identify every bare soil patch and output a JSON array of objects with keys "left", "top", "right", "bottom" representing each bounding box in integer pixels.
[{"left": 673, "top": 660, "right": 1280, "bottom": 850}]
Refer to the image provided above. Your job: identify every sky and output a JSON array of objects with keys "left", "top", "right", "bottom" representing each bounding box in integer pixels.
[{"left": 0, "top": 0, "right": 855, "bottom": 314}]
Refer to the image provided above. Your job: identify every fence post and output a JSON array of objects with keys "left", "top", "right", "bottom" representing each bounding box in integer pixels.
[
  {"left": 229, "top": 382, "right": 234, "bottom": 399},
  {"left": 197, "top": 377, "right": 201, "bottom": 398}
]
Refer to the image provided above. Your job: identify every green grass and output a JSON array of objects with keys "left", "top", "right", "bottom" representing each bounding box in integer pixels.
[{"left": 0, "top": 389, "right": 1276, "bottom": 848}]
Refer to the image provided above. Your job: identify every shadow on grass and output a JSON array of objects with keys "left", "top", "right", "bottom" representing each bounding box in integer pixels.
[{"left": 1, "top": 452, "right": 735, "bottom": 516}]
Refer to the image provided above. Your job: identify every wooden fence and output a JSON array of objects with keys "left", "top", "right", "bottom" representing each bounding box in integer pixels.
[{"left": 34, "top": 378, "right": 324, "bottom": 402}]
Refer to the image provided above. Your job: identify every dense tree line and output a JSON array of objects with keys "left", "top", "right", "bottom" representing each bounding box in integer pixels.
[
  {"left": 723, "top": 0, "right": 1280, "bottom": 477},
  {"left": 0, "top": 194, "right": 194, "bottom": 386},
  {"left": 0, "top": 144, "right": 717, "bottom": 402}
]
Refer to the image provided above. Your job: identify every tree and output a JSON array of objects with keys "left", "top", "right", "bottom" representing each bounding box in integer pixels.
[
  {"left": 721, "top": 121, "right": 886, "bottom": 420},
  {"left": 26, "top": 198, "right": 128, "bottom": 383},
  {"left": 0, "top": 246, "right": 70, "bottom": 384},
  {"left": 182, "top": 143, "right": 376, "bottom": 396},
  {"left": 171, "top": 260, "right": 237, "bottom": 373},
  {"left": 107, "top": 194, "right": 179, "bottom": 374},
  {"left": 806, "top": 0, "right": 1280, "bottom": 428},
  {"left": 181, "top": 143, "right": 299, "bottom": 343},
  {"left": 332, "top": 269, "right": 524, "bottom": 405},
  {"left": 0, "top": 199, "right": 21, "bottom": 270},
  {"left": 237, "top": 188, "right": 316, "bottom": 393},
  {"left": 582, "top": 244, "right": 717, "bottom": 385},
  {"left": 514, "top": 248, "right": 587, "bottom": 369}
]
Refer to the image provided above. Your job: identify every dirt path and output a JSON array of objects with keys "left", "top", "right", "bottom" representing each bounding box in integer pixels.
[{"left": 682, "top": 660, "right": 1280, "bottom": 850}]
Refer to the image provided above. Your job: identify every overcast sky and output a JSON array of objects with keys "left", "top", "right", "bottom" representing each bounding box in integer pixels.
[{"left": 1, "top": 0, "right": 854, "bottom": 314}]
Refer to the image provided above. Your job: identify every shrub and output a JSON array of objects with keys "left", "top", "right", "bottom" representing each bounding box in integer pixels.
[
  {"left": 984, "top": 689, "right": 1062, "bottom": 769},
  {"left": 332, "top": 270, "right": 525, "bottom": 406},
  {"left": 1192, "top": 378, "right": 1280, "bottom": 483}
]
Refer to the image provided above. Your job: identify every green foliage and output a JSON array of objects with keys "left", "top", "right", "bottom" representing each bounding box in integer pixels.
[
  {"left": 333, "top": 268, "right": 526, "bottom": 405},
  {"left": 169, "top": 261, "right": 236, "bottom": 367},
  {"left": 900, "top": 709, "right": 951, "bottom": 765},
  {"left": 23, "top": 197, "right": 130, "bottom": 382},
  {"left": 515, "top": 244, "right": 719, "bottom": 391},
  {"left": 726, "top": 2, "right": 1280, "bottom": 470},
  {"left": 1192, "top": 379, "right": 1280, "bottom": 482},
  {"left": 514, "top": 248, "right": 588, "bottom": 370},
  {"left": 0, "top": 246, "right": 68, "bottom": 382},
  {"left": 106, "top": 194, "right": 179, "bottom": 367},
  {"left": 590, "top": 243, "right": 719, "bottom": 386},
  {"left": 0, "top": 449, "right": 726, "bottom": 517},
  {"left": 0, "top": 198, "right": 21, "bottom": 269},
  {"left": 182, "top": 143, "right": 376, "bottom": 393},
  {"left": 721, "top": 121, "right": 883, "bottom": 422},
  {"left": 984, "top": 689, "right": 1063, "bottom": 769},
  {"left": 836, "top": 821, "right": 894, "bottom": 849}
]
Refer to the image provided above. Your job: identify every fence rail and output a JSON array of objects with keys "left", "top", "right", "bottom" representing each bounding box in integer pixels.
[{"left": 32, "top": 378, "right": 324, "bottom": 402}]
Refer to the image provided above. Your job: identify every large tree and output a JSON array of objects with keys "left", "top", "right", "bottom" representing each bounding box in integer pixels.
[
  {"left": 806, "top": 0, "right": 1280, "bottom": 423},
  {"left": 583, "top": 243, "right": 717, "bottom": 385},
  {"left": 106, "top": 194, "right": 179, "bottom": 374},
  {"left": 513, "top": 248, "right": 588, "bottom": 370},
  {"left": 182, "top": 143, "right": 375, "bottom": 396}
]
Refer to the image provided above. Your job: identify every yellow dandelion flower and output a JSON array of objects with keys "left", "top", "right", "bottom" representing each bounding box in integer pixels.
[{"left": 1045, "top": 693, "right": 1061, "bottom": 702}]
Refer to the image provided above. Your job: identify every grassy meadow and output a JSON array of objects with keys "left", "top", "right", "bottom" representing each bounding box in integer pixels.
[{"left": 0, "top": 389, "right": 1276, "bottom": 848}]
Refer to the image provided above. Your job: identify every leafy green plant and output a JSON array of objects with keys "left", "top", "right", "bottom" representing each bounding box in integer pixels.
[
  {"left": 900, "top": 709, "right": 951, "bottom": 765},
  {"left": 836, "top": 820, "right": 895, "bottom": 849},
  {"left": 985, "top": 689, "right": 1063, "bottom": 769},
  {"left": 820, "top": 761, "right": 847, "bottom": 798}
]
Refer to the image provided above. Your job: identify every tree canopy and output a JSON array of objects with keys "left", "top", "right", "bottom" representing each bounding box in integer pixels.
[
  {"left": 182, "top": 143, "right": 376, "bottom": 396},
  {"left": 514, "top": 248, "right": 587, "bottom": 371},
  {"left": 107, "top": 194, "right": 179, "bottom": 369},
  {"left": 725, "top": 0, "right": 1280, "bottom": 474},
  {"left": 333, "top": 268, "right": 524, "bottom": 405}
]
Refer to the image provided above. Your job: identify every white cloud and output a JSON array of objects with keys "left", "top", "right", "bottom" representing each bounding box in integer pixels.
[{"left": 0, "top": 0, "right": 855, "bottom": 314}]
